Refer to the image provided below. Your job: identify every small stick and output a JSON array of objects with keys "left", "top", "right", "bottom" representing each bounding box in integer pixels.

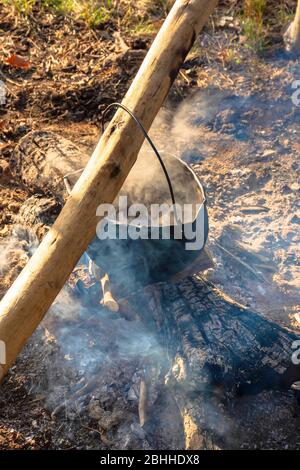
[
  {"left": 64, "top": 177, "right": 119, "bottom": 313},
  {"left": 88, "top": 259, "right": 119, "bottom": 312},
  {"left": 51, "top": 377, "right": 99, "bottom": 418},
  {"left": 100, "top": 272, "right": 119, "bottom": 313},
  {"left": 63, "top": 176, "right": 73, "bottom": 195},
  {"left": 138, "top": 377, "right": 147, "bottom": 427}
]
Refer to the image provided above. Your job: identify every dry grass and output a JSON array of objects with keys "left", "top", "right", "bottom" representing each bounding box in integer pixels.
[
  {"left": 1, "top": 0, "right": 173, "bottom": 30},
  {"left": 2, "top": 0, "right": 296, "bottom": 45},
  {"left": 244, "top": 0, "right": 266, "bottom": 21},
  {"left": 3, "top": 0, "right": 118, "bottom": 26},
  {"left": 240, "top": 0, "right": 267, "bottom": 50}
]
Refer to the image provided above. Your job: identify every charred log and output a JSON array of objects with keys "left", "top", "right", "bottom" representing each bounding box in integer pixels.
[
  {"left": 12, "top": 130, "right": 88, "bottom": 203},
  {"left": 125, "top": 278, "right": 300, "bottom": 448}
]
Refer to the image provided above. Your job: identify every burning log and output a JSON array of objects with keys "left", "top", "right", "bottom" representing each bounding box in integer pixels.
[
  {"left": 0, "top": 0, "right": 218, "bottom": 381},
  {"left": 284, "top": 0, "right": 300, "bottom": 54},
  {"left": 128, "top": 279, "right": 300, "bottom": 449}
]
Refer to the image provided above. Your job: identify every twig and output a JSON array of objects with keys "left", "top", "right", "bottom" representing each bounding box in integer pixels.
[
  {"left": 138, "top": 376, "right": 147, "bottom": 427},
  {"left": 0, "top": 70, "right": 23, "bottom": 88},
  {"left": 211, "top": 236, "right": 271, "bottom": 285}
]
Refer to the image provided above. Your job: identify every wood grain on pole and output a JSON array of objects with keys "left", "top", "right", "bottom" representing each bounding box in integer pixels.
[
  {"left": 284, "top": 0, "right": 300, "bottom": 53},
  {"left": 0, "top": 0, "right": 217, "bottom": 382}
]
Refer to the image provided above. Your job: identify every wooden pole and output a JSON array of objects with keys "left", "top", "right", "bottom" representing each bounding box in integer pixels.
[
  {"left": 284, "top": 0, "right": 300, "bottom": 54},
  {"left": 0, "top": 0, "right": 218, "bottom": 382}
]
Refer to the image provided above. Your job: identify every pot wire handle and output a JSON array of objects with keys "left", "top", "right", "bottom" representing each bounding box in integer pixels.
[
  {"left": 63, "top": 103, "right": 178, "bottom": 222},
  {"left": 101, "top": 103, "right": 177, "bottom": 215}
]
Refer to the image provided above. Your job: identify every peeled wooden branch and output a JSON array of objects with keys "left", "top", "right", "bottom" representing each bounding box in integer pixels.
[{"left": 0, "top": 0, "right": 217, "bottom": 382}]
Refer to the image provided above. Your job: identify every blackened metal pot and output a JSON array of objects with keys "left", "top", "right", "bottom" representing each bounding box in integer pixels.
[{"left": 86, "top": 153, "right": 208, "bottom": 285}]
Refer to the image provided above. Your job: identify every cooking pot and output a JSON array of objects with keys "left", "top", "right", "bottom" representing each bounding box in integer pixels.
[
  {"left": 86, "top": 152, "right": 208, "bottom": 285},
  {"left": 64, "top": 103, "right": 209, "bottom": 288}
]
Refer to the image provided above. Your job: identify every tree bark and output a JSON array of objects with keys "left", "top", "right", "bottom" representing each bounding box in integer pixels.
[
  {"left": 127, "top": 279, "right": 300, "bottom": 449},
  {"left": 0, "top": 0, "right": 218, "bottom": 382},
  {"left": 284, "top": 0, "right": 300, "bottom": 54}
]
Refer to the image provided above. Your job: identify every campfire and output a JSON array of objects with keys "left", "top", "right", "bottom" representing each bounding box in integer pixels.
[
  {"left": 1, "top": 120, "right": 299, "bottom": 449},
  {"left": 0, "top": 0, "right": 300, "bottom": 453}
]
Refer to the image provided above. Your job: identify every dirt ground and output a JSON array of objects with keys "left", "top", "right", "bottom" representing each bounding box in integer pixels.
[{"left": 0, "top": 1, "right": 300, "bottom": 450}]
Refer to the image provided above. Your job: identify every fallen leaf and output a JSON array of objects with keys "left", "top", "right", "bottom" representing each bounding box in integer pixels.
[
  {"left": 262, "top": 149, "right": 276, "bottom": 157},
  {"left": 290, "top": 182, "right": 300, "bottom": 191},
  {"left": 4, "top": 54, "right": 31, "bottom": 70}
]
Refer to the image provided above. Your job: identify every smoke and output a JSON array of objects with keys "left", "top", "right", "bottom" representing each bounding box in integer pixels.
[
  {"left": 0, "top": 225, "right": 39, "bottom": 298},
  {"left": 147, "top": 87, "right": 300, "bottom": 329},
  {"left": 40, "top": 285, "right": 167, "bottom": 451},
  {"left": 1, "top": 69, "right": 300, "bottom": 448},
  {"left": 39, "top": 82, "right": 300, "bottom": 328}
]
